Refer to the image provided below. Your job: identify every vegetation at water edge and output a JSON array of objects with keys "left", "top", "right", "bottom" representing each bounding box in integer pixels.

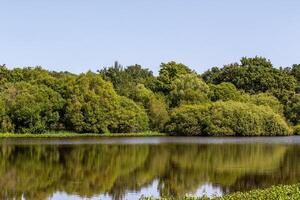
[
  {"left": 1, "top": 57, "right": 300, "bottom": 136},
  {"left": 0, "top": 131, "right": 165, "bottom": 138},
  {"left": 140, "top": 183, "right": 300, "bottom": 200}
]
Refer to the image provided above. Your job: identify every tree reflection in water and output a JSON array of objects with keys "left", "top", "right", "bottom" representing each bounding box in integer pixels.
[{"left": 0, "top": 142, "right": 299, "bottom": 200}]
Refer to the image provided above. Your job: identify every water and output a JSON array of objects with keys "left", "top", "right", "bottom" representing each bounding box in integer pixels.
[{"left": 0, "top": 136, "right": 300, "bottom": 200}]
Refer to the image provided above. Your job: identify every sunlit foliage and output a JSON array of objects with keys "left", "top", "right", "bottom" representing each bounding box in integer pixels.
[{"left": 0, "top": 56, "right": 300, "bottom": 134}]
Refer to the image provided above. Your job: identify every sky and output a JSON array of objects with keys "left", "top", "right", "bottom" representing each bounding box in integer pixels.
[{"left": 1, "top": 0, "right": 300, "bottom": 74}]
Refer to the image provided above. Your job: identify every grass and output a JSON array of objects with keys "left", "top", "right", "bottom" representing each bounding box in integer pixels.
[
  {"left": 140, "top": 184, "right": 300, "bottom": 200},
  {"left": 0, "top": 131, "right": 167, "bottom": 138}
]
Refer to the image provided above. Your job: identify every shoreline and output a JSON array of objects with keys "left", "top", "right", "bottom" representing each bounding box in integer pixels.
[
  {"left": 0, "top": 131, "right": 167, "bottom": 138},
  {"left": 0, "top": 132, "right": 299, "bottom": 139}
]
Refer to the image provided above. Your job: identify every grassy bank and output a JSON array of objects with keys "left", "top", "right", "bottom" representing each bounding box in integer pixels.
[
  {"left": 140, "top": 184, "right": 300, "bottom": 200},
  {"left": 0, "top": 131, "right": 166, "bottom": 138},
  {"left": 1, "top": 132, "right": 299, "bottom": 138}
]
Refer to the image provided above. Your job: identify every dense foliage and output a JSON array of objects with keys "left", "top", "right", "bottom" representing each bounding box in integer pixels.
[
  {"left": 0, "top": 56, "right": 300, "bottom": 135},
  {"left": 64, "top": 73, "right": 148, "bottom": 133},
  {"left": 166, "top": 102, "right": 291, "bottom": 136}
]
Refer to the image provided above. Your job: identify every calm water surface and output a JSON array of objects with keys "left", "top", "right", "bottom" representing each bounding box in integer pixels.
[{"left": 1, "top": 136, "right": 300, "bottom": 200}]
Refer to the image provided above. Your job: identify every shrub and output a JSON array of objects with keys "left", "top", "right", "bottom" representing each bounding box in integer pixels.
[
  {"left": 242, "top": 93, "right": 284, "bottom": 115},
  {"left": 166, "top": 101, "right": 292, "bottom": 136},
  {"left": 293, "top": 125, "right": 300, "bottom": 135},
  {"left": 109, "top": 96, "right": 149, "bottom": 133}
]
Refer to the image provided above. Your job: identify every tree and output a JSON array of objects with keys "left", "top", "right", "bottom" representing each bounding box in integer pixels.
[
  {"left": 240, "top": 56, "right": 273, "bottom": 68},
  {"left": 169, "top": 74, "right": 209, "bottom": 107},
  {"left": 157, "top": 61, "right": 193, "bottom": 93},
  {"left": 202, "top": 56, "right": 297, "bottom": 95},
  {"left": 285, "top": 94, "right": 300, "bottom": 125},
  {"left": 0, "top": 96, "right": 14, "bottom": 132},
  {"left": 0, "top": 82, "right": 65, "bottom": 133},
  {"left": 109, "top": 96, "right": 149, "bottom": 133},
  {"left": 125, "top": 64, "right": 157, "bottom": 90},
  {"left": 209, "top": 82, "right": 241, "bottom": 102},
  {"left": 287, "top": 64, "right": 300, "bottom": 92},
  {"left": 130, "top": 84, "right": 169, "bottom": 131},
  {"left": 98, "top": 62, "right": 131, "bottom": 96},
  {"left": 99, "top": 62, "right": 158, "bottom": 96},
  {"left": 0, "top": 64, "right": 9, "bottom": 84},
  {"left": 65, "top": 72, "right": 149, "bottom": 133}
]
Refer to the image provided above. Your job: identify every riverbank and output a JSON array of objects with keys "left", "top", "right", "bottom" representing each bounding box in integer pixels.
[
  {"left": 0, "top": 132, "right": 299, "bottom": 138},
  {"left": 0, "top": 131, "right": 167, "bottom": 138},
  {"left": 140, "top": 184, "right": 300, "bottom": 200}
]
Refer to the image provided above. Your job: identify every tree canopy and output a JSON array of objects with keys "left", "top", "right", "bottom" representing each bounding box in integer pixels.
[{"left": 0, "top": 56, "right": 299, "bottom": 135}]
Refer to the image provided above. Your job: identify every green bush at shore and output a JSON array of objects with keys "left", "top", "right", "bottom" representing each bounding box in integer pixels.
[
  {"left": 293, "top": 125, "right": 300, "bottom": 135},
  {"left": 140, "top": 184, "right": 300, "bottom": 200},
  {"left": 166, "top": 101, "right": 292, "bottom": 136}
]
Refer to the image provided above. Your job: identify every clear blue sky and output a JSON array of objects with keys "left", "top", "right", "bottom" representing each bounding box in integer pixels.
[{"left": 1, "top": 0, "right": 300, "bottom": 74}]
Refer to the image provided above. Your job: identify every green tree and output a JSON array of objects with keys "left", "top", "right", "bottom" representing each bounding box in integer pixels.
[
  {"left": 99, "top": 62, "right": 158, "bottom": 96},
  {"left": 209, "top": 82, "right": 241, "bottom": 101},
  {"left": 124, "top": 64, "right": 158, "bottom": 91},
  {"left": 0, "top": 97, "right": 14, "bottom": 132},
  {"left": 130, "top": 84, "right": 169, "bottom": 131},
  {"left": 109, "top": 96, "right": 149, "bottom": 133},
  {"left": 65, "top": 72, "right": 148, "bottom": 133},
  {"left": 202, "top": 56, "right": 297, "bottom": 95},
  {"left": 157, "top": 61, "right": 193, "bottom": 93},
  {"left": 285, "top": 94, "right": 300, "bottom": 125},
  {"left": 169, "top": 74, "right": 209, "bottom": 107},
  {"left": 0, "top": 64, "right": 9, "bottom": 84},
  {"left": 0, "top": 82, "right": 65, "bottom": 133},
  {"left": 98, "top": 62, "right": 131, "bottom": 96},
  {"left": 286, "top": 64, "right": 300, "bottom": 92}
]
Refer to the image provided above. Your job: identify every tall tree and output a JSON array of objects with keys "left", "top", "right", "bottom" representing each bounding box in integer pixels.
[{"left": 157, "top": 61, "right": 193, "bottom": 94}]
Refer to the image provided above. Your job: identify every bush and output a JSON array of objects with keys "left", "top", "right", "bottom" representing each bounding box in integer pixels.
[
  {"left": 293, "top": 125, "right": 300, "bottom": 135},
  {"left": 109, "top": 96, "right": 149, "bottom": 133},
  {"left": 166, "top": 101, "right": 292, "bottom": 136},
  {"left": 242, "top": 93, "right": 284, "bottom": 115}
]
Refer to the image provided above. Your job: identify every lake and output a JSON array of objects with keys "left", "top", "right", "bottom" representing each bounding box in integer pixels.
[{"left": 1, "top": 136, "right": 300, "bottom": 200}]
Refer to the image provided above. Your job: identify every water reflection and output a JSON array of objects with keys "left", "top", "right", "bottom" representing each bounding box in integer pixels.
[{"left": 0, "top": 139, "right": 300, "bottom": 200}]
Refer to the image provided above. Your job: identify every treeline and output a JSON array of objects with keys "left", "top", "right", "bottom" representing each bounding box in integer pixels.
[{"left": 0, "top": 57, "right": 300, "bottom": 135}]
